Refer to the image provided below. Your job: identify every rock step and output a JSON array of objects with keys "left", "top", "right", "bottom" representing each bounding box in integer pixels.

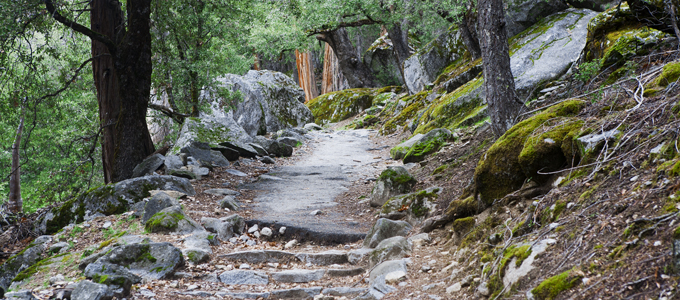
[
  {"left": 177, "top": 286, "right": 368, "bottom": 299},
  {"left": 218, "top": 249, "right": 351, "bottom": 266},
  {"left": 218, "top": 267, "right": 365, "bottom": 285}
]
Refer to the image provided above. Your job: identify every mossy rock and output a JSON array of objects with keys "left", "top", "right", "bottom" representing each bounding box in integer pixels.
[
  {"left": 474, "top": 100, "right": 587, "bottom": 206},
  {"left": 370, "top": 167, "right": 417, "bottom": 207},
  {"left": 0, "top": 237, "right": 51, "bottom": 294},
  {"left": 39, "top": 176, "right": 196, "bottom": 235},
  {"left": 413, "top": 77, "right": 486, "bottom": 135},
  {"left": 403, "top": 128, "right": 453, "bottom": 163},
  {"left": 450, "top": 216, "right": 476, "bottom": 238},
  {"left": 582, "top": 3, "right": 639, "bottom": 63},
  {"left": 644, "top": 61, "right": 680, "bottom": 96},
  {"left": 599, "top": 26, "right": 668, "bottom": 68},
  {"left": 379, "top": 187, "right": 441, "bottom": 225},
  {"left": 517, "top": 118, "right": 585, "bottom": 183},
  {"left": 144, "top": 206, "right": 202, "bottom": 234},
  {"left": 380, "top": 90, "right": 432, "bottom": 135},
  {"left": 306, "top": 87, "right": 400, "bottom": 125},
  {"left": 444, "top": 196, "right": 480, "bottom": 220},
  {"left": 531, "top": 268, "right": 584, "bottom": 300}
]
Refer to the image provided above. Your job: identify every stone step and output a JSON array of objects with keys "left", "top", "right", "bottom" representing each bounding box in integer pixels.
[
  {"left": 176, "top": 286, "right": 368, "bottom": 299},
  {"left": 218, "top": 249, "right": 354, "bottom": 266},
  {"left": 218, "top": 267, "right": 365, "bottom": 285}
]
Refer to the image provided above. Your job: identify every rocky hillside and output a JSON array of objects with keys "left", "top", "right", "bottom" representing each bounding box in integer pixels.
[{"left": 1, "top": 1, "right": 680, "bottom": 300}]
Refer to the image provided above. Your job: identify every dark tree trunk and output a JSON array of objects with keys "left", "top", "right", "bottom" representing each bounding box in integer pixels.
[
  {"left": 8, "top": 113, "right": 24, "bottom": 214},
  {"left": 91, "top": 0, "right": 154, "bottom": 183},
  {"left": 111, "top": 0, "right": 155, "bottom": 182},
  {"left": 478, "top": 0, "right": 522, "bottom": 137},
  {"left": 387, "top": 21, "right": 411, "bottom": 87},
  {"left": 317, "top": 28, "right": 378, "bottom": 89},
  {"left": 460, "top": 7, "right": 482, "bottom": 60},
  {"left": 47, "top": 0, "right": 155, "bottom": 183}
]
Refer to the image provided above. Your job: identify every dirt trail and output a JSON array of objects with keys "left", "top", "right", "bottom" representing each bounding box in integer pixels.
[{"left": 241, "top": 129, "right": 399, "bottom": 244}]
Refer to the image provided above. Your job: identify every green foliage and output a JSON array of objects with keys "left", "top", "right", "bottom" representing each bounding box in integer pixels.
[{"left": 575, "top": 59, "right": 601, "bottom": 83}]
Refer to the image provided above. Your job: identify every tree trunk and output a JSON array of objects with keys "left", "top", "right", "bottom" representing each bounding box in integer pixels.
[
  {"left": 321, "top": 43, "right": 349, "bottom": 94},
  {"left": 295, "top": 50, "right": 319, "bottom": 102},
  {"left": 8, "top": 113, "right": 24, "bottom": 214},
  {"left": 91, "top": 0, "right": 123, "bottom": 183},
  {"left": 460, "top": 7, "right": 482, "bottom": 60},
  {"left": 92, "top": 0, "right": 155, "bottom": 183},
  {"left": 478, "top": 0, "right": 522, "bottom": 137},
  {"left": 317, "top": 28, "right": 378, "bottom": 89}
]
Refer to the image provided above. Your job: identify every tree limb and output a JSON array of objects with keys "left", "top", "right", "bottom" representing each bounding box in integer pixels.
[
  {"left": 43, "top": 0, "right": 117, "bottom": 53},
  {"left": 307, "top": 19, "right": 382, "bottom": 36},
  {"left": 148, "top": 103, "right": 189, "bottom": 124}
]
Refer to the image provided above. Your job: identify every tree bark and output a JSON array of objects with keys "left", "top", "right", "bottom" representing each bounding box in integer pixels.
[
  {"left": 460, "top": 7, "right": 482, "bottom": 60},
  {"left": 478, "top": 0, "right": 522, "bottom": 137},
  {"left": 8, "top": 113, "right": 24, "bottom": 214},
  {"left": 295, "top": 50, "right": 319, "bottom": 102},
  {"left": 321, "top": 43, "right": 349, "bottom": 94},
  {"left": 90, "top": 0, "right": 155, "bottom": 183},
  {"left": 317, "top": 28, "right": 378, "bottom": 89}
]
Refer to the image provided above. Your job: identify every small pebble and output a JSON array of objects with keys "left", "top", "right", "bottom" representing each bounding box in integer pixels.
[
  {"left": 279, "top": 227, "right": 286, "bottom": 235},
  {"left": 246, "top": 240, "right": 257, "bottom": 246},
  {"left": 239, "top": 263, "right": 251, "bottom": 269},
  {"left": 247, "top": 224, "right": 259, "bottom": 233},
  {"left": 102, "top": 221, "right": 112, "bottom": 229}
]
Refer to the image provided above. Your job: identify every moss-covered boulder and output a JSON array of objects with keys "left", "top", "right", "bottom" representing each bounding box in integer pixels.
[
  {"left": 307, "top": 87, "right": 400, "bottom": 125},
  {"left": 379, "top": 187, "right": 441, "bottom": 225},
  {"left": 83, "top": 242, "right": 184, "bottom": 287},
  {"left": 171, "top": 114, "right": 252, "bottom": 155},
  {"left": 415, "top": 77, "right": 487, "bottom": 135},
  {"left": 601, "top": 27, "right": 668, "bottom": 68},
  {"left": 409, "top": 9, "right": 595, "bottom": 136},
  {"left": 39, "top": 175, "right": 196, "bottom": 235},
  {"left": 390, "top": 134, "right": 425, "bottom": 160},
  {"left": 474, "top": 100, "right": 587, "bottom": 206},
  {"left": 403, "top": 129, "right": 453, "bottom": 163},
  {"left": 0, "top": 236, "right": 51, "bottom": 296},
  {"left": 144, "top": 206, "right": 203, "bottom": 234},
  {"left": 517, "top": 118, "right": 585, "bottom": 182},
  {"left": 370, "top": 167, "right": 417, "bottom": 207},
  {"left": 380, "top": 90, "right": 433, "bottom": 135}
]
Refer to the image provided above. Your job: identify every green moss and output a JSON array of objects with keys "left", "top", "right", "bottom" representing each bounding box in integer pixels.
[
  {"left": 414, "top": 77, "right": 485, "bottom": 135},
  {"left": 474, "top": 100, "right": 587, "bottom": 205},
  {"left": 531, "top": 268, "right": 583, "bottom": 300},
  {"left": 445, "top": 196, "right": 478, "bottom": 220},
  {"left": 380, "top": 91, "right": 431, "bottom": 135},
  {"left": 518, "top": 119, "right": 585, "bottom": 180},
  {"left": 451, "top": 217, "right": 476, "bottom": 234},
  {"left": 307, "top": 88, "right": 377, "bottom": 124},
  {"left": 403, "top": 134, "right": 448, "bottom": 163},
  {"left": 144, "top": 211, "right": 185, "bottom": 233},
  {"left": 12, "top": 253, "right": 68, "bottom": 282},
  {"left": 378, "top": 168, "right": 417, "bottom": 185},
  {"left": 600, "top": 27, "right": 667, "bottom": 68},
  {"left": 432, "top": 165, "right": 448, "bottom": 175},
  {"left": 380, "top": 188, "right": 439, "bottom": 218}
]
